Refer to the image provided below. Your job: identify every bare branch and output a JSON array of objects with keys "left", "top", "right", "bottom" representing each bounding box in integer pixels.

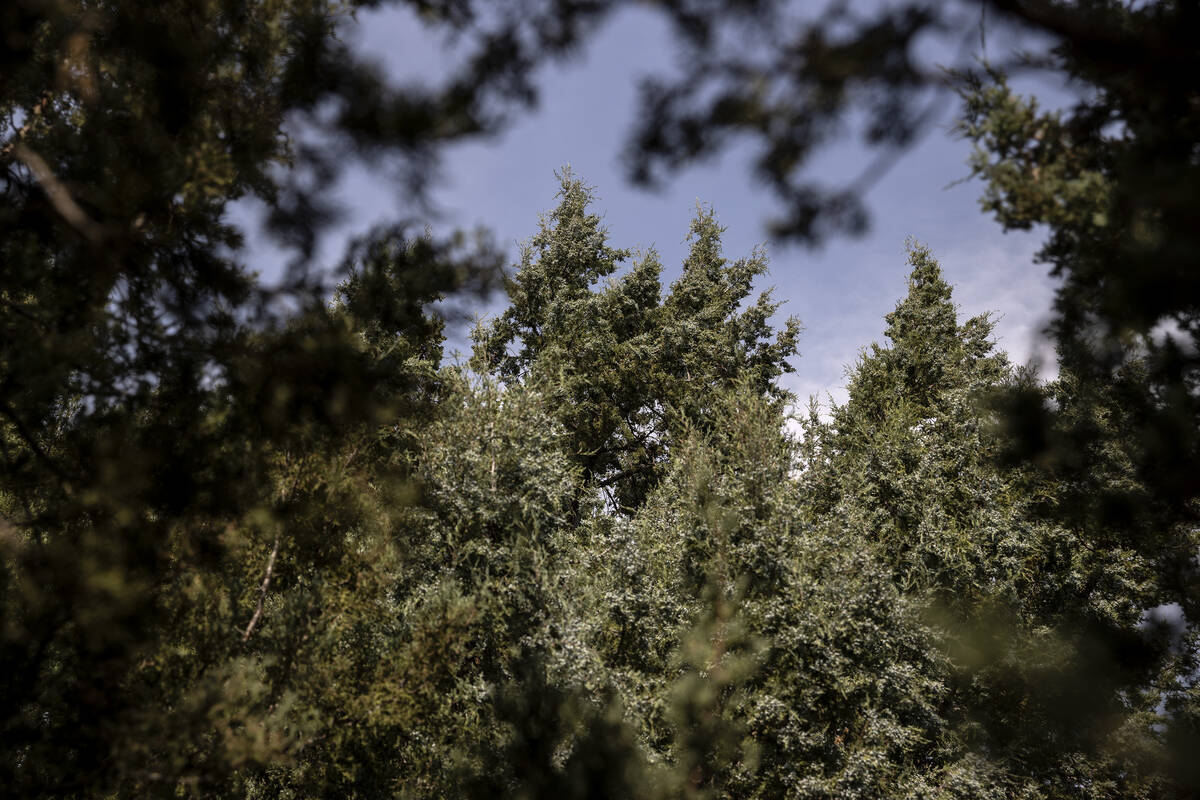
[{"left": 241, "top": 532, "right": 281, "bottom": 644}]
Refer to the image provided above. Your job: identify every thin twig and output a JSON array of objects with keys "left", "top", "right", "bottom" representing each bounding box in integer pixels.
[
  {"left": 0, "top": 297, "right": 48, "bottom": 330},
  {"left": 241, "top": 532, "right": 281, "bottom": 643},
  {"left": 0, "top": 398, "right": 71, "bottom": 484}
]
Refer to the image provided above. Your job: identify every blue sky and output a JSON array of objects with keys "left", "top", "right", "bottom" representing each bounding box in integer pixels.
[{"left": 242, "top": 2, "right": 1070, "bottom": 408}]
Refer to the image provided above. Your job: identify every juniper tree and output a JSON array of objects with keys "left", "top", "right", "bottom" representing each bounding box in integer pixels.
[
  {"left": 800, "top": 243, "right": 1175, "bottom": 797},
  {"left": 577, "top": 379, "right": 968, "bottom": 799},
  {"left": 6, "top": 0, "right": 1198, "bottom": 796},
  {"left": 472, "top": 171, "right": 799, "bottom": 510}
]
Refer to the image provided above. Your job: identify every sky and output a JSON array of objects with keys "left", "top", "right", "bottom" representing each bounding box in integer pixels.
[{"left": 241, "top": 2, "right": 1071, "bottom": 410}]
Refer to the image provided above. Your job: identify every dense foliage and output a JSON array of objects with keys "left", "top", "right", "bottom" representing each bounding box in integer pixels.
[{"left": 3, "top": 0, "right": 1197, "bottom": 797}]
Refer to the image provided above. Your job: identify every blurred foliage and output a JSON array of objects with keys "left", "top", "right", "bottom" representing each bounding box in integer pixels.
[{"left": 3, "top": 0, "right": 1199, "bottom": 797}]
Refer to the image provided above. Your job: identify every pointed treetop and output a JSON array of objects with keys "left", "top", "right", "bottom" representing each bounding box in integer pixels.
[
  {"left": 883, "top": 240, "right": 958, "bottom": 351},
  {"left": 470, "top": 167, "right": 631, "bottom": 378},
  {"left": 841, "top": 241, "right": 1004, "bottom": 426},
  {"left": 525, "top": 167, "right": 630, "bottom": 292},
  {"left": 474, "top": 171, "right": 800, "bottom": 510}
]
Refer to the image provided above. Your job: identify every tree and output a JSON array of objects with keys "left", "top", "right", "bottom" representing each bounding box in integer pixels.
[
  {"left": 0, "top": 0, "right": 603, "bottom": 792},
  {"left": 472, "top": 170, "right": 799, "bottom": 510},
  {"left": 5, "top": 0, "right": 1199, "bottom": 794},
  {"left": 577, "top": 375, "right": 969, "bottom": 799},
  {"left": 800, "top": 243, "right": 1176, "bottom": 797},
  {"left": 949, "top": 14, "right": 1200, "bottom": 783},
  {"left": 0, "top": 216, "right": 465, "bottom": 795},
  {"left": 809, "top": 243, "right": 1015, "bottom": 600}
]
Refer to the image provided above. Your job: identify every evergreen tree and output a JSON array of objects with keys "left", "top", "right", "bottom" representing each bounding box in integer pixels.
[
  {"left": 802, "top": 243, "right": 1173, "bottom": 797},
  {"left": 811, "top": 242, "right": 1014, "bottom": 600},
  {"left": 473, "top": 170, "right": 799, "bottom": 510},
  {"left": 0, "top": 0, "right": 525, "bottom": 790},
  {"left": 954, "top": 51, "right": 1200, "bottom": 787},
  {"left": 6, "top": 0, "right": 1198, "bottom": 796},
  {"left": 583, "top": 380, "right": 960, "bottom": 798}
]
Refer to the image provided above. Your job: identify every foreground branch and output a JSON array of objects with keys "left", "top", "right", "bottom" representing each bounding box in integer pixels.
[{"left": 13, "top": 143, "right": 109, "bottom": 243}]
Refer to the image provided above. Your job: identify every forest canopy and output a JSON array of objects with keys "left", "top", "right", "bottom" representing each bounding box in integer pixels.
[{"left": 2, "top": 0, "right": 1198, "bottom": 797}]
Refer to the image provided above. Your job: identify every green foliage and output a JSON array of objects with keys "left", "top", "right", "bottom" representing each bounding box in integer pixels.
[
  {"left": 640, "top": 389, "right": 951, "bottom": 799},
  {"left": 5, "top": 141, "right": 1195, "bottom": 793},
  {"left": 472, "top": 170, "right": 800, "bottom": 510},
  {"left": 952, "top": 30, "right": 1200, "bottom": 788},
  {"left": 4, "top": 0, "right": 1199, "bottom": 794},
  {"left": 953, "top": 49, "right": 1200, "bottom": 613},
  {"left": 801, "top": 243, "right": 1176, "bottom": 797}
]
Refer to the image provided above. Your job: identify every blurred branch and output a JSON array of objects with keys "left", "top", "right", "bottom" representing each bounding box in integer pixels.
[
  {"left": 0, "top": 296, "right": 48, "bottom": 330},
  {"left": 12, "top": 143, "right": 109, "bottom": 244}
]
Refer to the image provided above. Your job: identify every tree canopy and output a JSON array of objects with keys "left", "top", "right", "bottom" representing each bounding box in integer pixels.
[
  {"left": 3, "top": 0, "right": 1198, "bottom": 797},
  {"left": 472, "top": 170, "right": 799, "bottom": 510}
]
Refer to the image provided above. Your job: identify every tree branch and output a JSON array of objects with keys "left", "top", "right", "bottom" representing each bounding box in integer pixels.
[
  {"left": 0, "top": 398, "right": 71, "bottom": 484},
  {"left": 241, "top": 532, "right": 281, "bottom": 644},
  {"left": 12, "top": 143, "right": 109, "bottom": 244}
]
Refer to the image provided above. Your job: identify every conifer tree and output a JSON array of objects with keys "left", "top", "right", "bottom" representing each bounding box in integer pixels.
[
  {"left": 801, "top": 243, "right": 1174, "bottom": 797},
  {"left": 473, "top": 171, "right": 799, "bottom": 510},
  {"left": 583, "top": 380, "right": 962, "bottom": 798},
  {"left": 811, "top": 242, "right": 1013, "bottom": 599}
]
